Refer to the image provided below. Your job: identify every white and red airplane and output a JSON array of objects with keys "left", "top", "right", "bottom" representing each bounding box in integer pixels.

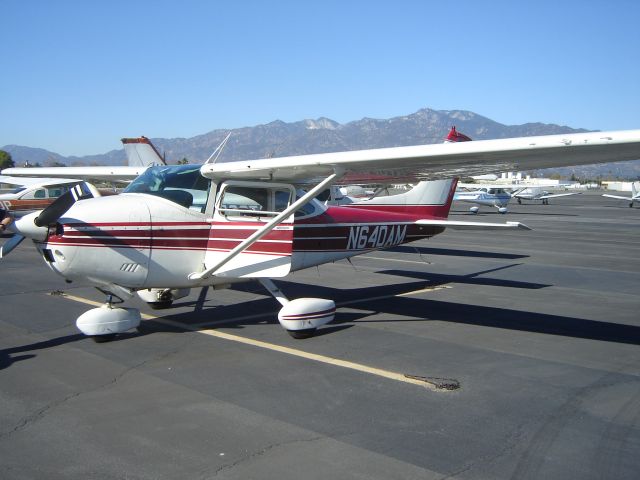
[{"left": 2, "top": 129, "right": 640, "bottom": 341}]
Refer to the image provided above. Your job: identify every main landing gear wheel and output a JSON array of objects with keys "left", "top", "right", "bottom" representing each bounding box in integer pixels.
[
  {"left": 91, "top": 333, "right": 117, "bottom": 343},
  {"left": 287, "top": 328, "right": 317, "bottom": 339},
  {"left": 147, "top": 300, "right": 173, "bottom": 310}
]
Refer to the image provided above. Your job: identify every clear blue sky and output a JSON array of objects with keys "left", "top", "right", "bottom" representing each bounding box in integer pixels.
[{"left": 1, "top": 0, "right": 639, "bottom": 156}]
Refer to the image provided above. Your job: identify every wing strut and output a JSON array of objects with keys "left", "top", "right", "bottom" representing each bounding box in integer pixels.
[{"left": 188, "top": 171, "right": 340, "bottom": 281}]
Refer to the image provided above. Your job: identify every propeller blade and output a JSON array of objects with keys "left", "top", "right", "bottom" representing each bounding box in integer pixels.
[
  {"left": 0, "top": 234, "right": 25, "bottom": 258},
  {"left": 34, "top": 182, "right": 95, "bottom": 227}
]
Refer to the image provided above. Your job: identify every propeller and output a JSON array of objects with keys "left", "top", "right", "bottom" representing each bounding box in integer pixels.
[
  {"left": 0, "top": 233, "right": 25, "bottom": 258},
  {"left": 0, "top": 182, "right": 99, "bottom": 258},
  {"left": 34, "top": 182, "right": 96, "bottom": 227}
]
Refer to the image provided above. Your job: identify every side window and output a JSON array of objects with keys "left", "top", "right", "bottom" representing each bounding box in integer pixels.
[
  {"left": 218, "top": 184, "right": 293, "bottom": 218},
  {"left": 47, "top": 187, "right": 64, "bottom": 198},
  {"left": 34, "top": 189, "right": 46, "bottom": 199},
  {"left": 274, "top": 189, "right": 291, "bottom": 211},
  {"left": 220, "top": 186, "right": 268, "bottom": 213}
]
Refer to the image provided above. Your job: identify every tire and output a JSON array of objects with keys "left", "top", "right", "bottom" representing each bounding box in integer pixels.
[
  {"left": 92, "top": 334, "right": 117, "bottom": 343},
  {"left": 148, "top": 300, "right": 173, "bottom": 310},
  {"left": 287, "top": 328, "right": 317, "bottom": 339}
]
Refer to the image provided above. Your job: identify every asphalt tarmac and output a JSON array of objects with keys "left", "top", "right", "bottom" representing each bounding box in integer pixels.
[{"left": 1, "top": 192, "right": 639, "bottom": 479}]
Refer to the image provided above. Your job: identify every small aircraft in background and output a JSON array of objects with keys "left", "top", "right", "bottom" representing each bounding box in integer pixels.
[
  {"left": 453, "top": 186, "right": 512, "bottom": 213},
  {"left": 453, "top": 184, "right": 581, "bottom": 213},
  {"left": 0, "top": 136, "right": 166, "bottom": 221},
  {"left": 121, "top": 135, "right": 167, "bottom": 167},
  {"left": 602, "top": 181, "right": 639, "bottom": 207},
  {"left": 445, "top": 126, "right": 581, "bottom": 213},
  {"left": 510, "top": 186, "right": 581, "bottom": 205},
  {"left": 1, "top": 136, "right": 164, "bottom": 183},
  {"left": 0, "top": 177, "right": 87, "bottom": 218}
]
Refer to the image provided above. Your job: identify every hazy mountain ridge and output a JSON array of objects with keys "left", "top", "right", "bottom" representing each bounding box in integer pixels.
[{"left": 3, "top": 108, "right": 638, "bottom": 179}]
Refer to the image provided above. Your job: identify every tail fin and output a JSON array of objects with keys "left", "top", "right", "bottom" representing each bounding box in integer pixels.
[
  {"left": 346, "top": 178, "right": 458, "bottom": 219},
  {"left": 444, "top": 126, "right": 472, "bottom": 143},
  {"left": 121, "top": 136, "right": 166, "bottom": 167},
  {"left": 633, "top": 181, "right": 639, "bottom": 198}
]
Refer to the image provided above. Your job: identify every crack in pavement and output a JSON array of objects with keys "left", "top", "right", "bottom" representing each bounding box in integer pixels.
[
  {"left": 0, "top": 335, "right": 196, "bottom": 441},
  {"left": 202, "top": 435, "right": 325, "bottom": 479}
]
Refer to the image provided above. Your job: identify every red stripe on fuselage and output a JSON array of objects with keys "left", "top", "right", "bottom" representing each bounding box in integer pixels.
[{"left": 49, "top": 203, "right": 447, "bottom": 253}]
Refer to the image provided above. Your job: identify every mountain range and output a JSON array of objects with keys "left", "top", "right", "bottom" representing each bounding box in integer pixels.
[{"left": 2, "top": 108, "right": 639, "bottom": 179}]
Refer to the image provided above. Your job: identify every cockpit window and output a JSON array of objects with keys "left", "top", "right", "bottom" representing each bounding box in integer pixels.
[
  {"left": 10, "top": 186, "right": 27, "bottom": 194},
  {"left": 124, "top": 165, "right": 210, "bottom": 212}
]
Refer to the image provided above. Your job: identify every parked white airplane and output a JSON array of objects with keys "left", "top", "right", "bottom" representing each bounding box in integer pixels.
[
  {"left": 602, "top": 181, "right": 639, "bottom": 207},
  {"left": 0, "top": 177, "right": 91, "bottom": 218},
  {"left": 2, "top": 136, "right": 164, "bottom": 182},
  {"left": 0, "top": 137, "right": 166, "bottom": 220},
  {"left": 454, "top": 186, "right": 512, "bottom": 213},
  {"left": 511, "top": 186, "right": 581, "bottom": 205},
  {"left": 2, "top": 129, "right": 639, "bottom": 341}
]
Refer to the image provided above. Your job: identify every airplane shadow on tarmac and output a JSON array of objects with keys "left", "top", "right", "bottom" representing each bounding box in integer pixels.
[
  {"left": 388, "top": 245, "right": 529, "bottom": 260},
  {"left": 3, "top": 264, "right": 639, "bottom": 371},
  {"left": 153, "top": 264, "right": 640, "bottom": 346}
]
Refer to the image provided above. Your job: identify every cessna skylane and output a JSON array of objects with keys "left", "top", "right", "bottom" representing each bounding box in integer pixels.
[{"left": 2, "top": 129, "right": 640, "bottom": 341}]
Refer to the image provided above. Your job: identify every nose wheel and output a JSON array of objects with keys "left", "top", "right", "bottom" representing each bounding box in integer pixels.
[{"left": 77, "top": 290, "right": 141, "bottom": 342}]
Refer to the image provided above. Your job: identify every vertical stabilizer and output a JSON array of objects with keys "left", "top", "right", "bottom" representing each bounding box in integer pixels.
[
  {"left": 121, "top": 136, "right": 166, "bottom": 167},
  {"left": 345, "top": 178, "right": 459, "bottom": 219}
]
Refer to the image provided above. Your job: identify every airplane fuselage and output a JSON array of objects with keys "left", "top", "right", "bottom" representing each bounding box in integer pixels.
[{"left": 34, "top": 191, "right": 444, "bottom": 291}]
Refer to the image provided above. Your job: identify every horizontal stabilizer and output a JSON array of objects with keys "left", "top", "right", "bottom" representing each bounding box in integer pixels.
[{"left": 416, "top": 219, "right": 531, "bottom": 230}]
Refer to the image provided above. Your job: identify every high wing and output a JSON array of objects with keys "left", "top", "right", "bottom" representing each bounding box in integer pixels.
[
  {"left": 602, "top": 181, "right": 640, "bottom": 202},
  {"left": 201, "top": 130, "right": 640, "bottom": 183},
  {"left": 601, "top": 193, "right": 634, "bottom": 201},
  {"left": 1, "top": 166, "right": 148, "bottom": 182},
  {"left": 0, "top": 175, "right": 84, "bottom": 187},
  {"left": 531, "top": 192, "right": 581, "bottom": 200},
  {"left": 1, "top": 136, "right": 161, "bottom": 182}
]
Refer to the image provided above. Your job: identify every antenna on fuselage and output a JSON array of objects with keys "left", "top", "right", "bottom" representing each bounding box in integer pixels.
[{"left": 204, "top": 131, "right": 232, "bottom": 164}]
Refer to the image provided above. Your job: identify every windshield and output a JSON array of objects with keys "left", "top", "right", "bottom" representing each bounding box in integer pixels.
[
  {"left": 124, "top": 165, "right": 210, "bottom": 212},
  {"left": 294, "top": 189, "right": 326, "bottom": 218},
  {"left": 10, "top": 186, "right": 27, "bottom": 194}
]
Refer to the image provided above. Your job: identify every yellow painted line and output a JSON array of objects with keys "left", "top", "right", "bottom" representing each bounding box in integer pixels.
[
  {"left": 397, "top": 285, "right": 451, "bottom": 297},
  {"left": 55, "top": 291, "right": 453, "bottom": 392}
]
